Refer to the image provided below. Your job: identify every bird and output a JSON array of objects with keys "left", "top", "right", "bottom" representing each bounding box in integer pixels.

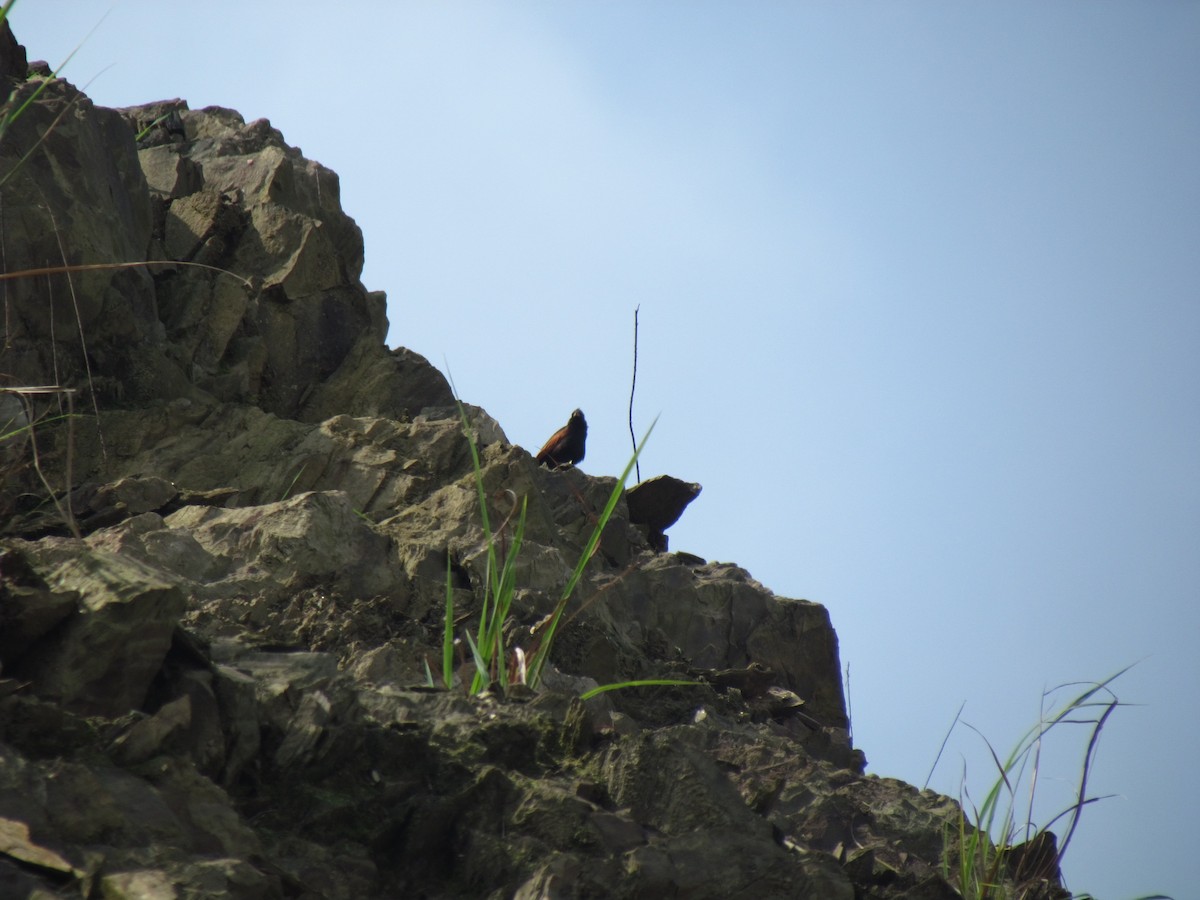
[{"left": 535, "top": 409, "right": 587, "bottom": 469}]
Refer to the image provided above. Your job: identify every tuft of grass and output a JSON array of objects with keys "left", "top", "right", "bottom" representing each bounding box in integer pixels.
[
  {"left": 522, "top": 409, "right": 651, "bottom": 690},
  {"left": 935, "top": 664, "right": 1171, "bottom": 900},
  {"left": 439, "top": 392, "right": 694, "bottom": 700}
]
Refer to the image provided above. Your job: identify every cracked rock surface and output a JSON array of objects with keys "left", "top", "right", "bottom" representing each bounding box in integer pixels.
[{"left": 0, "top": 28, "right": 1066, "bottom": 900}]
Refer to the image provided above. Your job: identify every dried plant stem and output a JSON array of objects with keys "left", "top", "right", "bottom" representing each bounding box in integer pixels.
[
  {"left": 12, "top": 387, "right": 81, "bottom": 539},
  {"left": 46, "top": 206, "right": 106, "bottom": 467},
  {"left": 45, "top": 265, "right": 61, "bottom": 406},
  {"left": 0, "top": 258, "right": 253, "bottom": 287},
  {"left": 1, "top": 194, "right": 9, "bottom": 350}
]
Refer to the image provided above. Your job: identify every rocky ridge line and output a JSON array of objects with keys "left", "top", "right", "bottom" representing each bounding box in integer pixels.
[{"left": 0, "top": 30, "right": 1066, "bottom": 900}]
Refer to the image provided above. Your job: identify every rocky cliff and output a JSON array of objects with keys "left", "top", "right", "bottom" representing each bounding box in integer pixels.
[{"left": 0, "top": 29, "right": 1064, "bottom": 900}]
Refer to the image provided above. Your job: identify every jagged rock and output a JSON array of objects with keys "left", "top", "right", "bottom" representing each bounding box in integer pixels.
[
  {"left": 0, "top": 743, "right": 270, "bottom": 896},
  {"left": 626, "top": 474, "right": 702, "bottom": 552},
  {"left": 299, "top": 341, "right": 454, "bottom": 424},
  {"left": 0, "top": 815, "right": 81, "bottom": 880},
  {"left": 603, "top": 728, "right": 776, "bottom": 834},
  {"left": 98, "top": 861, "right": 277, "bottom": 900},
  {"left": 0, "top": 19, "right": 27, "bottom": 82},
  {"left": 139, "top": 141, "right": 202, "bottom": 196},
  {"left": 124, "top": 99, "right": 188, "bottom": 151},
  {"left": 65, "top": 403, "right": 474, "bottom": 520},
  {"left": 0, "top": 546, "right": 78, "bottom": 669},
  {"left": 165, "top": 489, "right": 398, "bottom": 598},
  {"left": 1006, "top": 831, "right": 1070, "bottom": 898},
  {"left": 87, "top": 474, "right": 178, "bottom": 518},
  {"left": 12, "top": 474, "right": 181, "bottom": 537},
  {"left": 110, "top": 694, "right": 195, "bottom": 766},
  {"left": 573, "top": 555, "right": 850, "bottom": 730},
  {"left": 0, "top": 82, "right": 451, "bottom": 418},
  {"left": 0, "top": 77, "right": 171, "bottom": 403},
  {"left": 121, "top": 99, "right": 453, "bottom": 420},
  {"left": 225, "top": 648, "right": 351, "bottom": 770},
  {"left": 12, "top": 543, "right": 186, "bottom": 716}
]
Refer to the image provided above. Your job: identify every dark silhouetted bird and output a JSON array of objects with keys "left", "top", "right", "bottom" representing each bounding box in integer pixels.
[{"left": 536, "top": 409, "right": 587, "bottom": 468}]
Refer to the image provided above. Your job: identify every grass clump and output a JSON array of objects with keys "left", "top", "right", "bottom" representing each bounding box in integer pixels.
[
  {"left": 426, "top": 397, "right": 692, "bottom": 702},
  {"left": 934, "top": 664, "right": 1171, "bottom": 900}
]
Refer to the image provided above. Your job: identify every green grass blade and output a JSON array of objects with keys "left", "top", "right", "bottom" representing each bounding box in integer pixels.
[
  {"left": 494, "top": 495, "right": 527, "bottom": 621},
  {"left": 462, "top": 629, "right": 489, "bottom": 688},
  {"left": 0, "top": 4, "right": 109, "bottom": 175},
  {"left": 442, "top": 553, "right": 455, "bottom": 690},
  {"left": 947, "top": 665, "right": 1142, "bottom": 900},
  {"left": 486, "top": 495, "right": 527, "bottom": 689},
  {"left": 527, "top": 416, "right": 657, "bottom": 688},
  {"left": 579, "top": 678, "right": 698, "bottom": 700}
]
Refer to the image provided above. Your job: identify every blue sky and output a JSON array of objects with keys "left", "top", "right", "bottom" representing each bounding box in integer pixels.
[{"left": 13, "top": 3, "right": 1199, "bottom": 896}]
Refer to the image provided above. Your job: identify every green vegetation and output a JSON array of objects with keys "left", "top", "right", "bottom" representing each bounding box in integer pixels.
[
  {"left": 937, "top": 665, "right": 1171, "bottom": 900},
  {"left": 426, "top": 395, "right": 693, "bottom": 701}
]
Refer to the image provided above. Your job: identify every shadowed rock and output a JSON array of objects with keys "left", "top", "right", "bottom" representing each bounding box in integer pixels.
[
  {"left": 13, "top": 546, "right": 185, "bottom": 717},
  {"left": 627, "top": 474, "right": 702, "bottom": 551},
  {"left": 0, "top": 18, "right": 26, "bottom": 81}
]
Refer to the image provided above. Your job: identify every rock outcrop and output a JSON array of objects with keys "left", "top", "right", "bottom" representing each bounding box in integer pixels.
[{"left": 0, "top": 30, "right": 1066, "bottom": 900}]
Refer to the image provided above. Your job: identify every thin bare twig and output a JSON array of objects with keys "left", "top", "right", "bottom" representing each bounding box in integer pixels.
[
  {"left": 64, "top": 388, "right": 74, "bottom": 526},
  {"left": 44, "top": 263, "right": 62, "bottom": 411},
  {"left": 13, "top": 388, "right": 81, "bottom": 539},
  {"left": 1, "top": 194, "right": 9, "bottom": 350},
  {"left": 0, "top": 258, "right": 253, "bottom": 288},
  {"left": 46, "top": 205, "right": 106, "bottom": 467}
]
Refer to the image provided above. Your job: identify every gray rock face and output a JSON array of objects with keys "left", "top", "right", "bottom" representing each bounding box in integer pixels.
[
  {"left": 0, "top": 79, "right": 161, "bottom": 403},
  {"left": 0, "top": 78, "right": 451, "bottom": 418},
  {"left": 11, "top": 543, "right": 186, "bottom": 717},
  {"left": 0, "top": 33, "right": 1065, "bottom": 900},
  {"left": 135, "top": 102, "right": 384, "bottom": 418}
]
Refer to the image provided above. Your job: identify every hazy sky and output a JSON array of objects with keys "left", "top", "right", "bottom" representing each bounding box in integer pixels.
[{"left": 12, "top": 3, "right": 1199, "bottom": 897}]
